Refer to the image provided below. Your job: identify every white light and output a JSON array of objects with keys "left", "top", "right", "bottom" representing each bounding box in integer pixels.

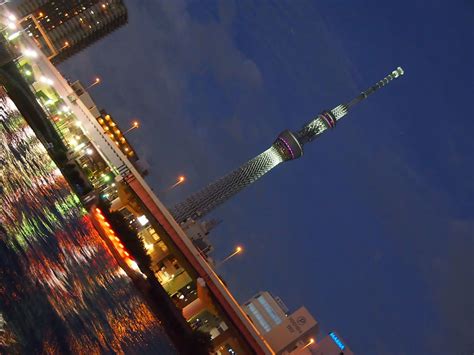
[
  {"left": 137, "top": 215, "right": 149, "bottom": 226},
  {"left": 39, "top": 76, "right": 54, "bottom": 85},
  {"left": 45, "top": 99, "right": 54, "bottom": 105},
  {"left": 7, "top": 14, "right": 17, "bottom": 22},
  {"left": 85, "top": 148, "right": 93, "bottom": 155},
  {"left": 144, "top": 242, "right": 154, "bottom": 251},
  {"left": 7, "top": 22, "right": 16, "bottom": 30},
  {"left": 129, "top": 260, "right": 139, "bottom": 270},
  {"left": 22, "top": 48, "right": 38, "bottom": 58},
  {"left": 24, "top": 70, "right": 32, "bottom": 76},
  {"left": 7, "top": 31, "right": 21, "bottom": 41},
  {"left": 61, "top": 105, "right": 70, "bottom": 112}
]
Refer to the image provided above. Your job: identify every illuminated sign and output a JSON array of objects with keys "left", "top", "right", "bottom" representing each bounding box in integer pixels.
[{"left": 329, "top": 332, "right": 345, "bottom": 350}]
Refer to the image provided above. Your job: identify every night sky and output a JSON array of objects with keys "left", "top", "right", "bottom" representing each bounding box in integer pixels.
[{"left": 61, "top": 1, "right": 473, "bottom": 354}]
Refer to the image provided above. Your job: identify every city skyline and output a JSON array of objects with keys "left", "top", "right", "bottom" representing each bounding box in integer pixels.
[{"left": 54, "top": 1, "right": 474, "bottom": 354}]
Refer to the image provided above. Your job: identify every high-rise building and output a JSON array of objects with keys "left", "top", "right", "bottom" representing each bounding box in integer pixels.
[
  {"left": 313, "top": 332, "right": 354, "bottom": 355},
  {"left": 243, "top": 291, "right": 289, "bottom": 333},
  {"left": 170, "top": 67, "right": 404, "bottom": 223},
  {"left": 13, "top": 0, "right": 128, "bottom": 63},
  {"left": 69, "top": 80, "right": 149, "bottom": 176},
  {"left": 242, "top": 292, "right": 318, "bottom": 355}
]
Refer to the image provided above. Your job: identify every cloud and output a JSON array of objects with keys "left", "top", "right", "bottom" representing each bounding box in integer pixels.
[{"left": 60, "top": 0, "right": 265, "bottom": 202}]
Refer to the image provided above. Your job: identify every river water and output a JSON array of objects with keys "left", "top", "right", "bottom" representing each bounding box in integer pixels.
[{"left": 0, "top": 91, "right": 177, "bottom": 354}]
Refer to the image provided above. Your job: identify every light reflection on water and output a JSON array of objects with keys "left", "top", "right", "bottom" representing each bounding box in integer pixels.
[{"left": 0, "top": 91, "right": 176, "bottom": 354}]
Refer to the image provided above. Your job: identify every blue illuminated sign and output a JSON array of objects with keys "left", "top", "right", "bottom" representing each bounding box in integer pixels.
[{"left": 329, "top": 332, "right": 345, "bottom": 350}]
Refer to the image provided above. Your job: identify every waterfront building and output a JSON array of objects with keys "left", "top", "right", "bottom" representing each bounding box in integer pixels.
[
  {"left": 14, "top": 0, "right": 128, "bottom": 63},
  {"left": 313, "top": 332, "right": 354, "bottom": 355},
  {"left": 180, "top": 218, "right": 221, "bottom": 257},
  {"left": 243, "top": 292, "right": 319, "bottom": 354},
  {"left": 70, "top": 80, "right": 149, "bottom": 175}
]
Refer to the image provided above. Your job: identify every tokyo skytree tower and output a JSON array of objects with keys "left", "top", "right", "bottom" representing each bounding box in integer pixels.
[{"left": 170, "top": 67, "right": 404, "bottom": 223}]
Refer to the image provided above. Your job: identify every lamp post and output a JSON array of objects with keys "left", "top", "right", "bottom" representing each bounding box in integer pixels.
[
  {"left": 123, "top": 120, "right": 139, "bottom": 134},
  {"left": 299, "top": 338, "right": 315, "bottom": 352},
  {"left": 216, "top": 246, "right": 243, "bottom": 267},
  {"left": 85, "top": 77, "right": 100, "bottom": 90},
  {"left": 59, "top": 41, "right": 69, "bottom": 50},
  {"left": 169, "top": 175, "right": 186, "bottom": 190}
]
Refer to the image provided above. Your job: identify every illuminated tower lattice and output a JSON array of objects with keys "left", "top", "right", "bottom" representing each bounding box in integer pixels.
[{"left": 170, "top": 67, "right": 404, "bottom": 223}]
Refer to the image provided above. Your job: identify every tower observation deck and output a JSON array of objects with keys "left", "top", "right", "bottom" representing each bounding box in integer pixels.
[{"left": 170, "top": 67, "right": 404, "bottom": 223}]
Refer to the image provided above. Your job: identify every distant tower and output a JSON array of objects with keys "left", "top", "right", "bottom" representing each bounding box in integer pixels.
[
  {"left": 171, "top": 67, "right": 404, "bottom": 223},
  {"left": 13, "top": 0, "right": 128, "bottom": 63}
]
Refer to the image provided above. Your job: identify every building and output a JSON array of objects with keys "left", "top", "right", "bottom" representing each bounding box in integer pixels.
[
  {"left": 243, "top": 292, "right": 319, "bottom": 354},
  {"left": 69, "top": 80, "right": 149, "bottom": 175},
  {"left": 180, "top": 218, "right": 221, "bottom": 257},
  {"left": 313, "top": 332, "right": 354, "bottom": 355},
  {"left": 14, "top": 0, "right": 128, "bottom": 63}
]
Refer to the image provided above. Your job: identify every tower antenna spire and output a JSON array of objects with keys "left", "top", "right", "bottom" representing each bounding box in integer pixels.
[
  {"left": 332, "top": 66, "right": 405, "bottom": 121},
  {"left": 170, "top": 67, "right": 405, "bottom": 223}
]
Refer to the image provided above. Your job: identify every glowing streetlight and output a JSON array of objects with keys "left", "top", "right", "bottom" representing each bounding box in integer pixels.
[
  {"left": 300, "top": 338, "right": 315, "bottom": 352},
  {"left": 169, "top": 175, "right": 186, "bottom": 190},
  {"left": 85, "top": 77, "right": 100, "bottom": 90},
  {"left": 59, "top": 41, "right": 69, "bottom": 50},
  {"left": 216, "top": 246, "right": 243, "bottom": 267},
  {"left": 123, "top": 120, "right": 139, "bottom": 134}
]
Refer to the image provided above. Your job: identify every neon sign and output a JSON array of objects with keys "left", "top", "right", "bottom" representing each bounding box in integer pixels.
[{"left": 329, "top": 332, "right": 345, "bottom": 350}]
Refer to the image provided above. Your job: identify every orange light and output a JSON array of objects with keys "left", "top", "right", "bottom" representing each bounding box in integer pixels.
[
  {"left": 179, "top": 175, "right": 185, "bottom": 182},
  {"left": 95, "top": 208, "right": 101, "bottom": 213},
  {"left": 104, "top": 222, "right": 110, "bottom": 227},
  {"left": 114, "top": 237, "right": 120, "bottom": 242}
]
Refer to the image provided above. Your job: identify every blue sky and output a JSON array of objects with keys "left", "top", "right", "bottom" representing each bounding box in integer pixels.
[{"left": 61, "top": 1, "right": 473, "bottom": 353}]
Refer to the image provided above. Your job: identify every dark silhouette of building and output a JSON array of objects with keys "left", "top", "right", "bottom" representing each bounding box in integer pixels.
[{"left": 14, "top": 0, "right": 127, "bottom": 63}]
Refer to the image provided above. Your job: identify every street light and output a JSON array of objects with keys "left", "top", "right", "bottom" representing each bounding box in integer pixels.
[
  {"left": 300, "top": 338, "right": 315, "bottom": 352},
  {"left": 123, "top": 120, "right": 139, "bottom": 134},
  {"left": 59, "top": 41, "right": 69, "bottom": 50},
  {"left": 85, "top": 77, "right": 100, "bottom": 90},
  {"left": 216, "top": 246, "right": 243, "bottom": 267},
  {"left": 169, "top": 175, "right": 186, "bottom": 190}
]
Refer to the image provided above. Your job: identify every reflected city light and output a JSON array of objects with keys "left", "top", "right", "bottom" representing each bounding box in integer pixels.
[{"left": 0, "top": 90, "right": 175, "bottom": 353}]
